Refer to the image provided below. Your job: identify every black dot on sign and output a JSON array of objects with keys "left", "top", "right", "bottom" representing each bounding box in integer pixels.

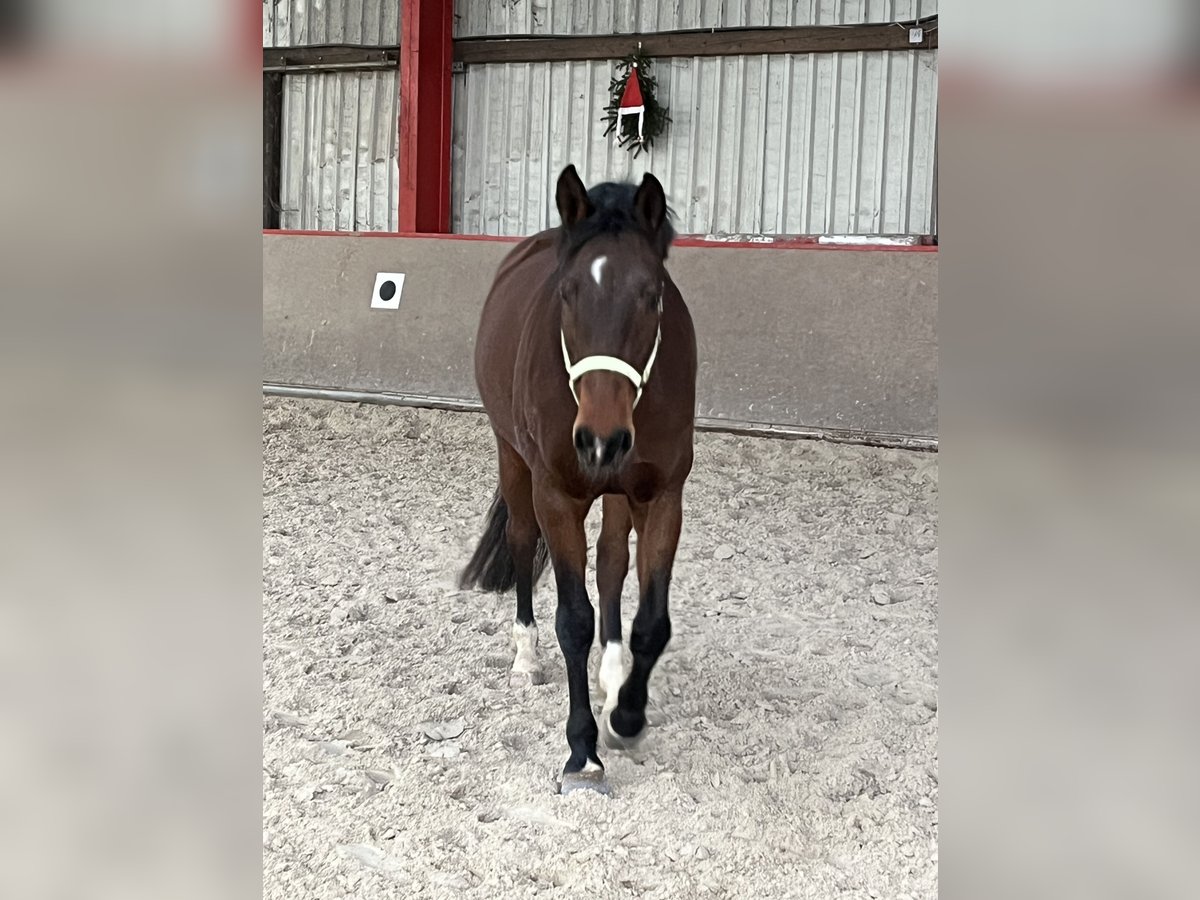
[{"left": 379, "top": 280, "right": 396, "bottom": 302}]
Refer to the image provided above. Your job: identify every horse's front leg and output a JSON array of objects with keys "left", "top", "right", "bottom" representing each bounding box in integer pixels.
[
  {"left": 602, "top": 489, "right": 683, "bottom": 749},
  {"left": 533, "top": 481, "right": 608, "bottom": 795},
  {"left": 596, "top": 494, "right": 633, "bottom": 713}
]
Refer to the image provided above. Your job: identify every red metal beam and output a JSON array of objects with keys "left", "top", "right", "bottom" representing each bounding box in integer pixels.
[
  {"left": 262, "top": 230, "right": 938, "bottom": 252},
  {"left": 399, "top": 0, "right": 454, "bottom": 233}
]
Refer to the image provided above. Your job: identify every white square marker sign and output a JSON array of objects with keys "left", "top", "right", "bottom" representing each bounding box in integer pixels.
[{"left": 371, "top": 272, "right": 405, "bottom": 310}]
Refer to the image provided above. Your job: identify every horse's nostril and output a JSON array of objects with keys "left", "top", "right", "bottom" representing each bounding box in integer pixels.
[
  {"left": 601, "top": 429, "right": 633, "bottom": 466},
  {"left": 574, "top": 427, "right": 594, "bottom": 454}
]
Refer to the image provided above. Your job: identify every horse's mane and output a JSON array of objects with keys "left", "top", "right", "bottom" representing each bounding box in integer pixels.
[{"left": 558, "top": 181, "right": 676, "bottom": 261}]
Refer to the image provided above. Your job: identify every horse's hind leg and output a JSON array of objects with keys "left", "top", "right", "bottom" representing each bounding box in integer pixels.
[
  {"left": 498, "top": 438, "right": 545, "bottom": 687},
  {"left": 603, "top": 490, "right": 683, "bottom": 750},
  {"left": 596, "top": 494, "right": 632, "bottom": 713}
]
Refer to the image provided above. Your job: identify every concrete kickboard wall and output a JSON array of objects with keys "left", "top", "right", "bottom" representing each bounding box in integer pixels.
[{"left": 263, "top": 234, "right": 937, "bottom": 442}]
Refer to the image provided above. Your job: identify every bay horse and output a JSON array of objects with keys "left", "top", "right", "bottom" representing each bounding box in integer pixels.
[{"left": 460, "top": 165, "right": 697, "bottom": 795}]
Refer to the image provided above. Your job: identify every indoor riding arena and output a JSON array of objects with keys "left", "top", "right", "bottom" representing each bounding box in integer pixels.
[{"left": 262, "top": 2, "right": 938, "bottom": 898}]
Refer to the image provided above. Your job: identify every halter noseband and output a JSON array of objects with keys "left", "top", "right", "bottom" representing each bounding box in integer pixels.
[{"left": 560, "top": 298, "right": 662, "bottom": 408}]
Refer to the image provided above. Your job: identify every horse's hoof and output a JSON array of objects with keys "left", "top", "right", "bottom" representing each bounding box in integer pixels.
[
  {"left": 509, "top": 664, "right": 545, "bottom": 688},
  {"left": 559, "top": 766, "right": 611, "bottom": 796},
  {"left": 600, "top": 708, "right": 645, "bottom": 751}
]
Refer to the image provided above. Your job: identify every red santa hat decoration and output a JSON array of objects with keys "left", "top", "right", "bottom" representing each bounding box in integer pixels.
[{"left": 616, "top": 63, "right": 646, "bottom": 145}]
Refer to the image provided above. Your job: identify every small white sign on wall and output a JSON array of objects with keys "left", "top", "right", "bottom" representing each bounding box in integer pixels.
[{"left": 371, "top": 272, "right": 405, "bottom": 310}]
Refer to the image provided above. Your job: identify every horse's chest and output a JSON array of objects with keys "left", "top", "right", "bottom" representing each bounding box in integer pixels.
[{"left": 618, "top": 462, "right": 663, "bottom": 504}]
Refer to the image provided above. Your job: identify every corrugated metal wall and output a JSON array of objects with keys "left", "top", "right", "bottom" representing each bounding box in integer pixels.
[
  {"left": 279, "top": 71, "right": 401, "bottom": 231},
  {"left": 451, "top": 0, "right": 938, "bottom": 236},
  {"left": 262, "top": 1, "right": 938, "bottom": 235},
  {"left": 265, "top": 1, "right": 401, "bottom": 231},
  {"left": 263, "top": 0, "right": 401, "bottom": 47}
]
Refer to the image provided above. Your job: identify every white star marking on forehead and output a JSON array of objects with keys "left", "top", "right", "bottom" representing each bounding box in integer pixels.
[{"left": 590, "top": 255, "right": 607, "bottom": 286}]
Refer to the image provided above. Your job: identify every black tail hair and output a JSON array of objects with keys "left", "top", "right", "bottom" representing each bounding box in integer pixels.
[{"left": 458, "top": 490, "right": 549, "bottom": 592}]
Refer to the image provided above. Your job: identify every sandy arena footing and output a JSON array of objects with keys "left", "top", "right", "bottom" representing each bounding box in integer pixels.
[{"left": 263, "top": 397, "right": 938, "bottom": 899}]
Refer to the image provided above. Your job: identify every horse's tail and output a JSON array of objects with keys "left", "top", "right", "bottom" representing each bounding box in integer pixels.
[{"left": 458, "top": 490, "right": 548, "bottom": 592}]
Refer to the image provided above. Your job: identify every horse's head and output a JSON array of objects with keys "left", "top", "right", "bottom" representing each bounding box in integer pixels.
[{"left": 553, "top": 164, "right": 672, "bottom": 477}]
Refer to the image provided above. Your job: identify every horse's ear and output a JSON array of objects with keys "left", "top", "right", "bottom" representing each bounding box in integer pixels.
[
  {"left": 634, "top": 172, "right": 667, "bottom": 249},
  {"left": 555, "top": 165, "right": 592, "bottom": 229}
]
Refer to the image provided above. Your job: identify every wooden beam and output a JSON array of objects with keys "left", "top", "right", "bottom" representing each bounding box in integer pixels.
[
  {"left": 454, "top": 18, "right": 937, "bottom": 65},
  {"left": 399, "top": 0, "right": 454, "bottom": 233},
  {"left": 263, "top": 73, "right": 283, "bottom": 230},
  {"left": 261, "top": 18, "right": 937, "bottom": 72},
  {"left": 263, "top": 45, "right": 399, "bottom": 73}
]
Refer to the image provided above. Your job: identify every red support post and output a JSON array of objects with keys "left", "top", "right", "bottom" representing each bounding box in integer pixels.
[{"left": 399, "top": 0, "right": 454, "bottom": 233}]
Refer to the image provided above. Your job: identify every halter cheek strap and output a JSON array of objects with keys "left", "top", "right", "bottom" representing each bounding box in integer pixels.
[{"left": 561, "top": 323, "right": 662, "bottom": 408}]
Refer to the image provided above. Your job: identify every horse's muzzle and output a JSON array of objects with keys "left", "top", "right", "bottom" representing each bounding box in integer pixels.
[{"left": 573, "top": 426, "right": 633, "bottom": 474}]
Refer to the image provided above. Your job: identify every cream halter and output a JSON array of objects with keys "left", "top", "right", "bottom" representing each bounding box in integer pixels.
[{"left": 560, "top": 296, "right": 662, "bottom": 408}]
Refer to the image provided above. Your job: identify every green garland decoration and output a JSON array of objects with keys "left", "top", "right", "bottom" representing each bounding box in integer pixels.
[{"left": 601, "top": 53, "right": 670, "bottom": 158}]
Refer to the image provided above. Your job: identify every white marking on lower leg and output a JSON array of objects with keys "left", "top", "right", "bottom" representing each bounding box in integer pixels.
[
  {"left": 582, "top": 760, "right": 603, "bottom": 773},
  {"left": 599, "top": 641, "right": 626, "bottom": 712},
  {"left": 590, "top": 255, "right": 607, "bottom": 285},
  {"left": 512, "top": 622, "right": 540, "bottom": 675}
]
